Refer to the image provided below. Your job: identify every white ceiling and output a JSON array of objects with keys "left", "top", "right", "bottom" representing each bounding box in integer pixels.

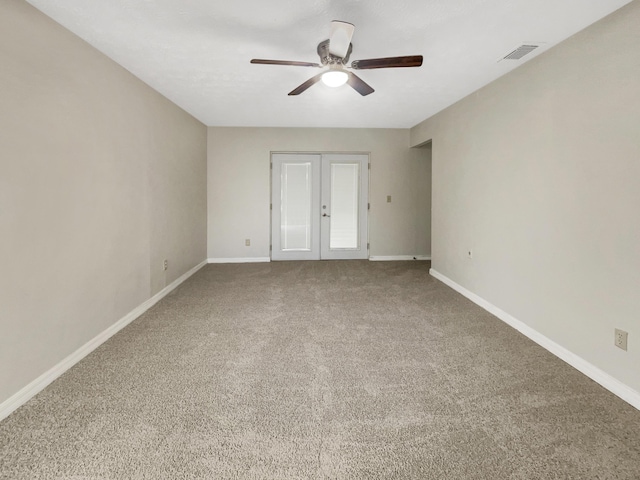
[{"left": 25, "top": 0, "right": 632, "bottom": 128}]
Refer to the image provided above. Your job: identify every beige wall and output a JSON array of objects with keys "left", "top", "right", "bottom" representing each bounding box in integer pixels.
[
  {"left": 0, "top": 1, "right": 207, "bottom": 404},
  {"left": 207, "top": 127, "right": 431, "bottom": 259},
  {"left": 410, "top": 2, "right": 639, "bottom": 392}
]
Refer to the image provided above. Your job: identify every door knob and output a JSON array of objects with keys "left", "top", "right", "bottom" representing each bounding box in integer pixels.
[{"left": 322, "top": 213, "right": 330, "bottom": 217}]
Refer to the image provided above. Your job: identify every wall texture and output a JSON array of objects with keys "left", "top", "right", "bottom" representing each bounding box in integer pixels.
[
  {"left": 207, "top": 127, "right": 431, "bottom": 260},
  {"left": 410, "top": 1, "right": 639, "bottom": 393},
  {"left": 0, "top": 0, "right": 207, "bottom": 405}
]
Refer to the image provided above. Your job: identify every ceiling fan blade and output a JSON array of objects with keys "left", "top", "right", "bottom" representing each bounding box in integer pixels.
[
  {"left": 347, "top": 72, "right": 374, "bottom": 96},
  {"left": 329, "top": 20, "right": 355, "bottom": 58},
  {"left": 288, "top": 73, "right": 324, "bottom": 96},
  {"left": 351, "top": 55, "right": 423, "bottom": 69},
  {"left": 251, "top": 59, "right": 321, "bottom": 67}
]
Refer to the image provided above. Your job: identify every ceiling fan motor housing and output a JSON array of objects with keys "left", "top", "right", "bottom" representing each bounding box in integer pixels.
[{"left": 317, "top": 39, "right": 352, "bottom": 65}]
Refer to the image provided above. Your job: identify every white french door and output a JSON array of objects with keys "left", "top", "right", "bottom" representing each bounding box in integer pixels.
[
  {"left": 271, "top": 154, "right": 321, "bottom": 261},
  {"left": 271, "top": 153, "right": 369, "bottom": 261},
  {"left": 320, "top": 154, "right": 369, "bottom": 259}
]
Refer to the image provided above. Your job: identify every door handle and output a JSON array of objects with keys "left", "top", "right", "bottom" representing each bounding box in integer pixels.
[{"left": 322, "top": 213, "right": 330, "bottom": 217}]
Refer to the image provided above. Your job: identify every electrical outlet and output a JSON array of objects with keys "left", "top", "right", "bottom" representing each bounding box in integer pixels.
[
  {"left": 387, "top": 195, "right": 392, "bottom": 203},
  {"left": 163, "top": 259, "right": 168, "bottom": 271},
  {"left": 467, "top": 250, "right": 473, "bottom": 259},
  {"left": 245, "top": 238, "right": 251, "bottom": 246},
  {"left": 615, "top": 329, "right": 628, "bottom": 351}
]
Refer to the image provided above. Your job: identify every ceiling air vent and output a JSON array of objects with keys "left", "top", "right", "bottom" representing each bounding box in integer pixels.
[{"left": 501, "top": 44, "right": 539, "bottom": 61}]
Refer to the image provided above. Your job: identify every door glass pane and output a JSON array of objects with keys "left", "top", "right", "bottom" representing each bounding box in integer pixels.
[
  {"left": 281, "top": 163, "right": 312, "bottom": 250},
  {"left": 330, "top": 163, "right": 359, "bottom": 249}
]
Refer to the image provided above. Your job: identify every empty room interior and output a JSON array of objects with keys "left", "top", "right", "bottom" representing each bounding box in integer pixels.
[{"left": 1, "top": 0, "right": 639, "bottom": 478}]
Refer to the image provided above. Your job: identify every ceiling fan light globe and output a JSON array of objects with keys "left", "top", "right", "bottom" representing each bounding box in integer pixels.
[{"left": 321, "top": 71, "right": 348, "bottom": 88}]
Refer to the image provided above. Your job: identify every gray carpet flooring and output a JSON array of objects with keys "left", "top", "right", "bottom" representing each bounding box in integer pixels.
[{"left": 1, "top": 260, "right": 639, "bottom": 479}]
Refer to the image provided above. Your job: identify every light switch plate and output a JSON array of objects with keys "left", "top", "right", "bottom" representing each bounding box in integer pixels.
[{"left": 615, "top": 329, "right": 628, "bottom": 351}]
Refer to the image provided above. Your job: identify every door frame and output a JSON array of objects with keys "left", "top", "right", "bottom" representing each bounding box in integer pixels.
[{"left": 270, "top": 151, "right": 370, "bottom": 261}]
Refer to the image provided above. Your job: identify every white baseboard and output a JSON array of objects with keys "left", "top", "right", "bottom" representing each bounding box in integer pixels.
[
  {"left": 430, "top": 268, "right": 640, "bottom": 411},
  {"left": 208, "top": 257, "right": 271, "bottom": 263},
  {"left": 369, "top": 255, "right": 431, "bottom": 261},
  {"left": 0, "top": 260, "right": 208, "bottom": 423}
]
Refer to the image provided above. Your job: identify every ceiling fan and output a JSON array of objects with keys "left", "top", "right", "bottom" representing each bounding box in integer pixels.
[{"left": 250, "top": 21, "right": 423, "bottom": 96}]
